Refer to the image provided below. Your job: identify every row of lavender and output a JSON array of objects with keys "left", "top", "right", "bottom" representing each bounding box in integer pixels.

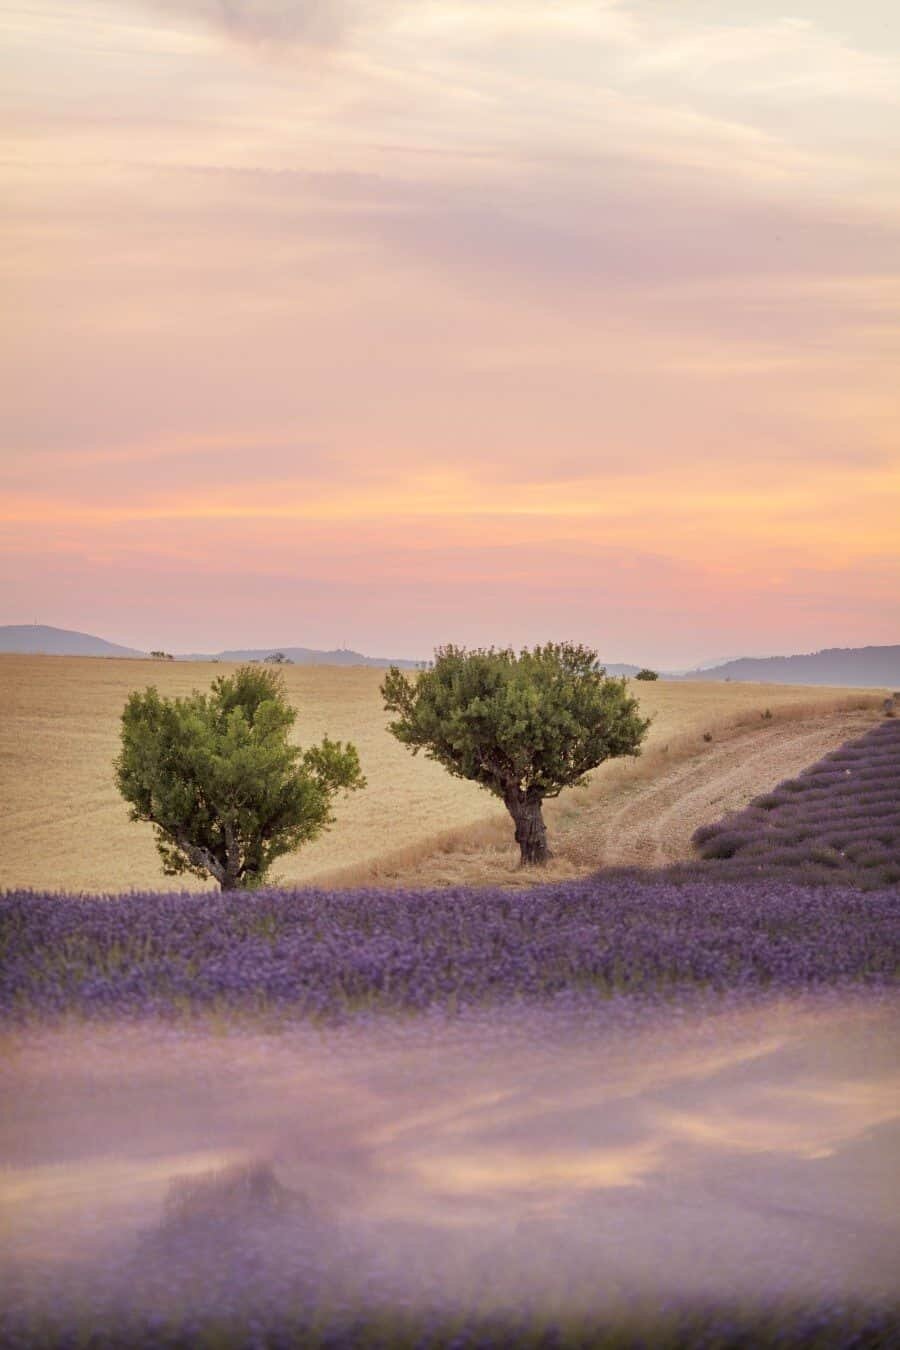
[
  {"left": 689, "top": 718, "right": 900, "bottom": 889},
  {"left": 2, "top": 876, "right": 897, "bottom": 1021}
]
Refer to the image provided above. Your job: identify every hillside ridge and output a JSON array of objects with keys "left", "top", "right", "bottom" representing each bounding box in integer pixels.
[
  {"left": 1, "top": 625, "right": 896, "bottom": 684},
  {"left": 680, "top": 644, "right": 899, "bottom": 687},
  {"left": 0, "top": 625, "right": 144, "bottom": 657}
]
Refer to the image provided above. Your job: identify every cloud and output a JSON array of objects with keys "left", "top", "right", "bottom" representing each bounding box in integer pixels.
[
  {"left": 629, "top": 16, "right": 900, "bottom": 104},
  {"left": 142, "top": 0, "right": 360, "bottom": 47}
]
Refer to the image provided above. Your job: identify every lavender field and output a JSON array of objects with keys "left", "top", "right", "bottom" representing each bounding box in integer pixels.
[
  {"left": 690, "top": 718, "right": 900, "bottom": 888},
  {"left": 2, "top": 876, "right": 898, "bottom": 1024},
  {"left": 2, "top": 720, "right": 899, "bottom": 1349}
]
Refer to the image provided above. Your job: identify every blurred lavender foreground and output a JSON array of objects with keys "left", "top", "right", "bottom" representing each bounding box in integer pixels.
[
  {"left": 1, "top": 1000, "right": 898, "bottom": 1347},
  {"left": 1, "top": 721, "right": 898, "bottom": 1346}
]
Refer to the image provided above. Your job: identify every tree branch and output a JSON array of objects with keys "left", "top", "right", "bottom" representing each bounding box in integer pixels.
[{"left": 173, "top": 832, "right": 225, "bottom": 885}]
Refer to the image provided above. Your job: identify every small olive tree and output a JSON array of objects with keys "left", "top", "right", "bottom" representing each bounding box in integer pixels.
[
  {"left": 115, "top": 665, "right": 365, "bottom": 890},
  {"left": 382, "top": 643, "right": 650, "bottom": 865}
]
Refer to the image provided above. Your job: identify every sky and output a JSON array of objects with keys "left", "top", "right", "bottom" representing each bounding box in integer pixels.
[{"left": 1, "top": 0, "right": 899, "bottom": 667}]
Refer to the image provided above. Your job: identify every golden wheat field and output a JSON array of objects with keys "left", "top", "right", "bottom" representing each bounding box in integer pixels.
[{"left": 0, "top": 654, "right": 882, "bottom": 894}]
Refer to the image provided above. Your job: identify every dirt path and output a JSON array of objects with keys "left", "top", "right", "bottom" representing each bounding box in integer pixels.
[
  {"left": 562, "top": 709, "right": 878, "bottom": 872},
  {"left": 312, "top": 706, "right": 881, "bottom": 889}
]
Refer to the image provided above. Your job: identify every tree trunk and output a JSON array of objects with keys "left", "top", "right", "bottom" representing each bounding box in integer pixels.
[
  {"left": 221, "top": 824, "right": 242, "bottom": 891},
  {"left": 503, "top": 788, "right": 549, "bottom": 865}
]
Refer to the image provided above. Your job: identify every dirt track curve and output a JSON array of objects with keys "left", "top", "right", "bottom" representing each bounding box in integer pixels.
[
  {"left": 562, "top": 710, "right": 879, "bottom": 872},
  {"left": 313, "top": 705, "right": 881, "bottom": 890}
]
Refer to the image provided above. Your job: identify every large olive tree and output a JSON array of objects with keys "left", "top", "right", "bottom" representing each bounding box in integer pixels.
[
  {"left": 115, "top": 665, "right": 365, "bottom": 890},
  {"left": 382, "top": 643, "right": 649, "bottom": 864}
]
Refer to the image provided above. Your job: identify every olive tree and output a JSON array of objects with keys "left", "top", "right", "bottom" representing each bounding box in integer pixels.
[
  {"left": 115, "top": 665, "right": 365, "bottom": 890},
  {"left": 382, "top": 643, "right": 649, "bottom": 865}
]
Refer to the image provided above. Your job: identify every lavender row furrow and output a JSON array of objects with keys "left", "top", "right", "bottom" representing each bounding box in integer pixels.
[{"left": 689, "top": 719, "right": 900, "bottom": 887}]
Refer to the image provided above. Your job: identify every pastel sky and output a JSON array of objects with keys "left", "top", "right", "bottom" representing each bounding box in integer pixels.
[{"left": 2, "top": 0, "right": 899, "bottom": 666}]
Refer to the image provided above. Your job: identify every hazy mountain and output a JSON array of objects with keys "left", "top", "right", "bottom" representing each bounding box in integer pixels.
[
  {"left": 186, "top": 650, "right": 643, "bottom": 674},
  {"left": 3, "top": 627, "right": 895, "bottom": 687},
  {"left": 0, "top": 625, "right": 145, "bottom": 657},
  {"left": 599, "top": 662, "right": 643, "bottom": 678},
  {"left": 682, "top": 645, "right": 900, "bottom": 687},
  {"left": 181, "top": 646, "right": 422, "bottom": 669},
  {"left": 0, "top": 628, "right": 421, "bottom": 668},
  {"left": 671, "top": 655, "right": 742, "bottom": 674}
]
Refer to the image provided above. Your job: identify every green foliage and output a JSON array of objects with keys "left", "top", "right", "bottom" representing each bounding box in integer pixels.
[
  {"left": 115, "top": 665, "right": 365, "bottom": 890},
  {"left": 382, "top": 644, "right": 649, "bottom": 862},
  {"left": 635, "top": 668, "right": 659, "bottom": 681}
]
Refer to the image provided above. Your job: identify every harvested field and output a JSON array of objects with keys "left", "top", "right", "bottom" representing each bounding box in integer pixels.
[{"left": 0, "top": 654, "right": 882, "bottom": 893}]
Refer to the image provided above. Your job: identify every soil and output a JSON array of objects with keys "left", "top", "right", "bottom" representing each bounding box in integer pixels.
[{"left": 566, "top": 709, "right": 878, "bottom": 870}]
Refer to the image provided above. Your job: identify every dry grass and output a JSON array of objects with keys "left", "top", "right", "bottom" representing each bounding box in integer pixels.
[{"left": 0, "top": 654, "right": 882, "bottom": 894}]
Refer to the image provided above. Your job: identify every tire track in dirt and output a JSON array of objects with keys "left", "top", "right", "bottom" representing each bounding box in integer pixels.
[{"left": 566, "top": 711, "right": 878, "bottom": 872}]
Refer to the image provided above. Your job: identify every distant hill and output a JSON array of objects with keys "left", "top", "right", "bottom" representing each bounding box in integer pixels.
[
  {"left": 682, "top": 645, "right": 900, "bottom": 688},
  {"left": 0, "top": 625, "right": 145, "bottom": 657},
  {"left": 187, "top": 649, "right": 643, "bottom": 673},
  {"left": 0, "top": 628, "right": 421, "bottom": 668},
  {"left": 182, "top": 646, "right": 423, "bottom": 669},
  {"left": 3, "top": 628, "right": 894, "bottom": 686}
]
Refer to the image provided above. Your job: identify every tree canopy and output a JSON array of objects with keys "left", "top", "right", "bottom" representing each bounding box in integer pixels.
[
  {"left": 115, "top": 665, "right": 365, "bottom": 890},
  {"left": 382, "top": 643, "right": 650, "bottom": 863}
]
